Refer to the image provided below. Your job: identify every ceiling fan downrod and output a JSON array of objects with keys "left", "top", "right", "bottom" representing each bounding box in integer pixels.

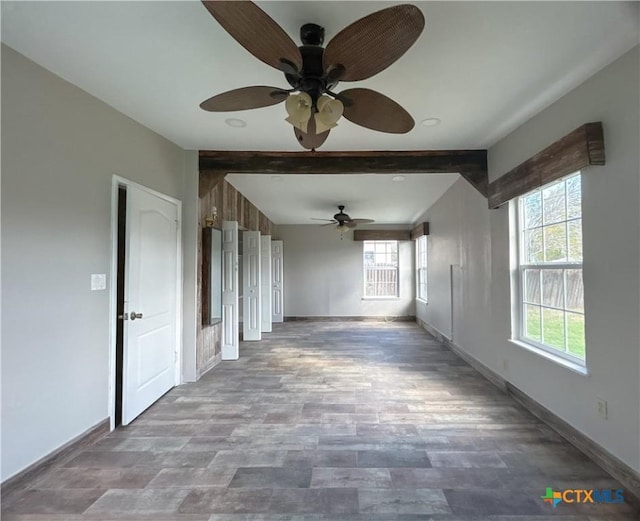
[{"left": 280, "top": 23, "right": 344, "bottom": 111}]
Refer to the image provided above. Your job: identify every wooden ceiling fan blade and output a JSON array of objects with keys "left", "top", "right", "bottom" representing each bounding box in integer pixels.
[
  {"left": 201, "top": 1, "right": 302, "bottom": 71},
  {"left": 323, "top": 4, "right": 424, "bottom": 82},
  {"left": 350, "top": 218, "right": 375, "bottom": 224},
  {"left": 345, "top": 221, "right": 358, "bottom": 228},
  {"left": 294, "top": 117, "right": 330, "bottom": 150},
  {"left": 340, "top": 88, "right": 414, "bottom": 134},
  {"left": 200, "top": 86, "right": 287, "bottom": 112},
  {"left": 311, "top": 218, "right": 337, "bottom": 222}
]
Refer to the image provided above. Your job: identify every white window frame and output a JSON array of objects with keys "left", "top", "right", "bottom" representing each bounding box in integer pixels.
[
  {"left": 515, "top": 172, "right": 585, "bottom": 367},
  {"left": 416, "top": 235, "right": 428, "bottom": 302},
  {"left": 362, "top": 240, "right": 399, "bottom": 299}
]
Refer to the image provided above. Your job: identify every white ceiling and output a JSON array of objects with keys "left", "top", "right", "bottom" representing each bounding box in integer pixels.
[
  {"left": 2, "top": 1, "right": 638, "bottom": 152},
  {"left": 2, "top": 1, "right": 638, "bottom": 224},
  {"left": 226, "top": 173, "right": 459, "bottom": 224}
]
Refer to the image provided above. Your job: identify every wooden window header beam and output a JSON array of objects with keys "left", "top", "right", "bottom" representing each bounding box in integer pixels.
[
  {"left": 199, "top": 149, "right": 488, "bottom": 198},
  {"left": 410, "top": 222, "right": 430, "bottom": 240},
  {"left": 487, "top": 122, "right": 605, "bottom": 209},
  {"left": 353, "top": 229, "right": 411, "bottom": 241}
]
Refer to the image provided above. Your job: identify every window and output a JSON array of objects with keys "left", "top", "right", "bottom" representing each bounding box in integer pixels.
[
  {"left": 363, "top": 240, "right": 399, "bottom": 298},
  {"left": 517, "top": 172, "right": 585, "bottom": 363},
  {"left": 416, "top": 235, "right": 428, "bottom": 301}
]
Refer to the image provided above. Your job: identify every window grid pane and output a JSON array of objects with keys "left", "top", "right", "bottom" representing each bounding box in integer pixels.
[
  {"left": 517, "top": 173, "right": 584, "bottom": 361},
  {"left": 364, "top": 241, "right": 399, "bottom": 298}
]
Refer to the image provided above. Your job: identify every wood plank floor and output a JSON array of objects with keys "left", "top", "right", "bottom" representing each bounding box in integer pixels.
[{"left": 3, "top": 321, "right": 638, "bottom": 520}]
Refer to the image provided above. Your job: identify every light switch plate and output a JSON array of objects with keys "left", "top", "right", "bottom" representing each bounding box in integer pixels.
[{"left": 91, "top": 274, "right": 107, "bottom": 291}]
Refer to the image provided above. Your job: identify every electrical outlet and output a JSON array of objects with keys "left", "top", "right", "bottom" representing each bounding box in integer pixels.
[
  {"left": 596, "top": 398, "right": 608, "bottom": 420},
  {"left": 502, "top": 358, "right": 509, "bottom": 371}
]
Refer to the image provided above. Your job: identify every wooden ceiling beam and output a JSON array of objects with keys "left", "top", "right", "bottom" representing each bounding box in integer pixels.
[{"left": 198, "top": 150, "right": 488, "bottom": 198}]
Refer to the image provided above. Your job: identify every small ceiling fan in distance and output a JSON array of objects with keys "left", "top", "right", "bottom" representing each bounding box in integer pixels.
[
  {"left": 312, "top": 205, "right": 375, "bottom": 231},
  {"left": 199, "top": 1, "right": 425, "bottom": 150}
]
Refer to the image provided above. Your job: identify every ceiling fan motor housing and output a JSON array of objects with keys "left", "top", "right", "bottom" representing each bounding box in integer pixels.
[
  {"left": 283, "top": 23, "right": 341, "bottom": 108},
  {"left": 300, "top": 23, "right": 324, "bottom": 45},
  {"left": 334, "top": 205, "right": 351, "bottom": 222}
]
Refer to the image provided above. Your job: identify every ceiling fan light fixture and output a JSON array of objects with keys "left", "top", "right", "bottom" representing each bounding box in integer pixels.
[
  {"left": 335, "top": 223, "right": 350, "bottom": 234},
  {"left": 315, "top": 95, "right": 344, "bottom": 133},
  {"left": 200, "top": 2, "right": 425, "bottom": 149},
  {"left": 285, "top": 92, "right": 312, "bottom": 132}
]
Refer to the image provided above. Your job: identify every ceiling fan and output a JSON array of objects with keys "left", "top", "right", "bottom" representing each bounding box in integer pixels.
[
  {"left": 199, "top": 1, "right": 425, "bottom": 150},
  {"left": 312, "top": 205, "right": 375, "bottom": 230}
]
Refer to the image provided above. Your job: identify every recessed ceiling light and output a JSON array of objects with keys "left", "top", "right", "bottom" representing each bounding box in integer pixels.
[
  {"left": 392, "top": 175, "right": 406, "bottom": 182},
  {"left": 225, "top": 118, "right": 247, "bottom": 128},
  {"left": 421, "top": 118, "right": 441, "bottom": 127},
  {"left": 271, "top": 175, "right": 283, "bottom": 182}
]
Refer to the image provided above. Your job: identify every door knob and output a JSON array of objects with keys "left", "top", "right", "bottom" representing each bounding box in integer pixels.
[{"left": 129, "top": 311, "right": 143, "bottom": 321}]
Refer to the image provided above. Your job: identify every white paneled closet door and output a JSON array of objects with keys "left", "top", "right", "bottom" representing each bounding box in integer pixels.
[
  {"left": 221, "top": 221, "right": 239, "bottom": 360},
  {"left": 242, "top": 230, "right": 261, "bottom": 341},
  {"left": 272, "top": 240, "right": 284, "bottom": 323},
  {"left": 260, "top": 235, "right": 272, "bottom": 333}
]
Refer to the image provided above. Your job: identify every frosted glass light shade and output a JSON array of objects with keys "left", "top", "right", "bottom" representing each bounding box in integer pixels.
[
  {"left": 315, "top": 95, "right": 344, "bottom": 133},
  {"left": 285, "top": 92, "right": 312, "bottom": 132}
]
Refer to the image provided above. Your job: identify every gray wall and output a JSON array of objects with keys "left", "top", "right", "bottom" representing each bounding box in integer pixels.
[
  {"left": 277, "top": 225, "right": 415, "bottom": 318},
  {"left": 416, "top": 47, "right": 640, "bottom": 471},
  {"left": 0, "top": 46, "right": 194, "bottom": 481},
  {"left": 181, "top": 151, "right": 200, "bottom": 383}
]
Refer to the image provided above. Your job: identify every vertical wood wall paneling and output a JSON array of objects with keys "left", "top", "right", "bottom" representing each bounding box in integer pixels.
[
  {"left": 223, "top": 182, "right": 237, "bottom": 222},
  {"left": 259, "top": 213, "right": 271, "bottom": 236},
  {"left": 196, "top": 179, "right": 274, "bottom": 375},
  {"left": 197, "top": 190, "right": 217, "bottom": 371},
  {"left": 237, "top": 191, "right": 245, "bottom": 228},
  {"left": 201, "top": 227, "right": 211, "bottom": 326}
]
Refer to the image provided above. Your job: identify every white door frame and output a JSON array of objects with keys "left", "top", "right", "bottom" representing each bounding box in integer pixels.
[{"left": 108, "top": 175, "right": 183, "bottom": 430}]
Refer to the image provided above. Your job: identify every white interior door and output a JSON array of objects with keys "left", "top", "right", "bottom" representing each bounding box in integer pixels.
[
  {"left": 221, "top": 221, "right": 239, "bottom": 360},
  {"left": 243, "top": 230, "right": 261, "bottom": 341},
  {"left": 260, "top": 235, "right": 272, "bottom": 333},
  {"left": 123, "top": 185, "right": 180, "bottom": 425},
  {"left": 272, "top": 240, "right": 284, "bottom": 323}
]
